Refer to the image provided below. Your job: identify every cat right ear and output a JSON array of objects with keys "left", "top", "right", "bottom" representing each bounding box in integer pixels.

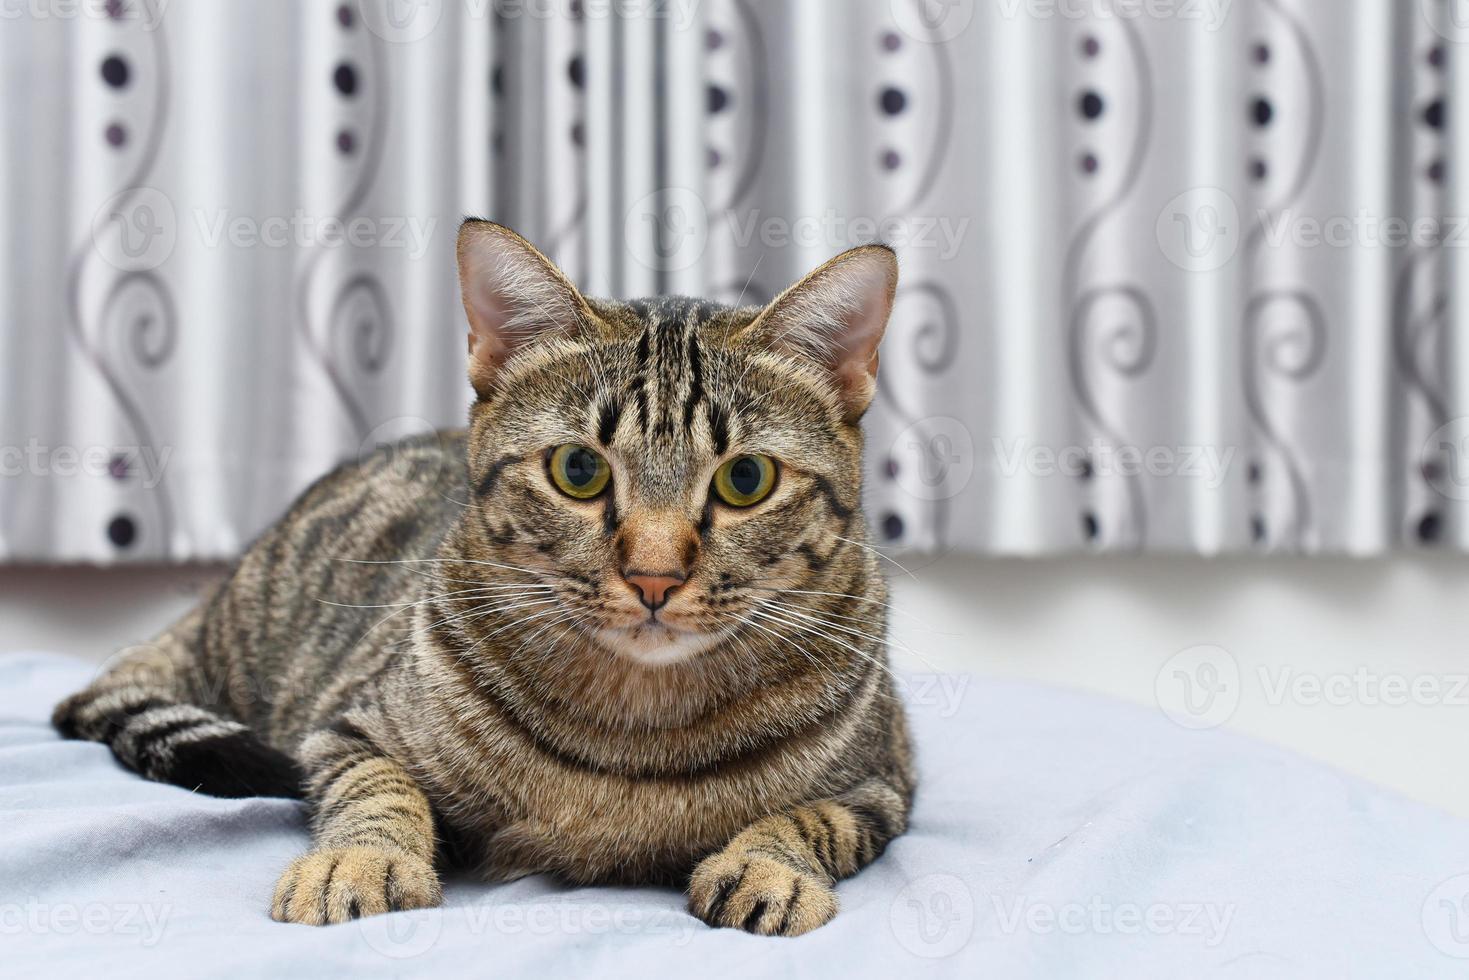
[{"left": 457, "top": 219, "right": 595, "bottom": 398}]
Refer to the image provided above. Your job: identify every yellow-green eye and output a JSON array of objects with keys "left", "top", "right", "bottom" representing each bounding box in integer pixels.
[
  {"left": 548, "top": 444, "right": 611, "bottom": 500},
  {"left": 713, "top": 454, "right": 778, "bottom": 507}
]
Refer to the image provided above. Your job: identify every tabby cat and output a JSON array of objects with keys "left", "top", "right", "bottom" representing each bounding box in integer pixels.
[{"left": 53, "top": 220, "right": 914, "bottom": 937}]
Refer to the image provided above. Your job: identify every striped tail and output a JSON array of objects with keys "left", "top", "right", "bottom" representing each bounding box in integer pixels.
[{"left": 53, "top": 681, "right": 303, "bottom": 800}]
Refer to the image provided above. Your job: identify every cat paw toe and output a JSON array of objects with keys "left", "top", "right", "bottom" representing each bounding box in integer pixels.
[
  {"left": 270, "top": 847, "right": 440, "bottom": 925},
  {"left": 688, "top": 851, "right": 837, "bottom": 937}
]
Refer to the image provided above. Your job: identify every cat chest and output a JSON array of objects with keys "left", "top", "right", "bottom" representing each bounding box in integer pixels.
[{"left": 424, "top": 726, "right": 843, "bottom": 882}]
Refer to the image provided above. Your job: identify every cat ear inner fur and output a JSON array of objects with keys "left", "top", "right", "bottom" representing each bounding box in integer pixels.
[
  {"left": 739, "top": 244, "right": 899, "bottom": 422},
  {"left": 456, "top": 218, "right": 600, "bottom": 398}
]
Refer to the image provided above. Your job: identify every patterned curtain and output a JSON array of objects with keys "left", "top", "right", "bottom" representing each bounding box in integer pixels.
[{"left": 0, "top": 0, "right": 1464, "bottom": 561}]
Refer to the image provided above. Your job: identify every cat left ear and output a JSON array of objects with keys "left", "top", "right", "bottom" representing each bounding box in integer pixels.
[
  {"left": 457, "top": 218, "right": 597, "bottom": 398},
  {"left": 739, "top": 245, "right": 898, "bottom": 422}
]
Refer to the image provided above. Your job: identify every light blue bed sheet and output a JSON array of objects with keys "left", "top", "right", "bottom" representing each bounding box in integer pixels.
[{"left": 3, "top": 652, "right": 1468, "bottom": 978}]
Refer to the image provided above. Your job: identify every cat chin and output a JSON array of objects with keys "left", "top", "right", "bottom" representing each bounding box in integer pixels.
[{"left": 593, "top": 622, "right": 723, "bottom": 668}]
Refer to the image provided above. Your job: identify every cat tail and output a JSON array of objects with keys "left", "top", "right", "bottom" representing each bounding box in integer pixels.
[{"left": 52, "top": 615, "right": 303, "bottom": 800}]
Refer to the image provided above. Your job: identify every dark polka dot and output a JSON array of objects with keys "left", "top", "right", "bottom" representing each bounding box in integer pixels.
[
  {"left": 333, "top": 62, "right": 358, "bottom": 97},
  {"left": 879, "top": 86, "right": 907, "bottom": 115},
  {"left": 1078, "top": 458, "right": 1094, "bottom": 482},
  {"left": 881, "top": 512, "right": 904, "bottom": 542},
  {"left": 884, "top": 458, "right": 900, "bottom": 479},
  {"left": 108, "top": 455, "right": 131, "bottom": 481},
  {"left": 100, "top": 54, "right": 129, "bottom": 89},
  {"left": 880, "top": 148, "right": 901, "bottom": 170},
  {"left": 1429, "top": 45, "right": 1445, "bottom": 70},
  {"left": 1081, "top": 36, "right": 1100, "bottom": 58},
  {"left": 881, "top": 31, "right": 902, "bottom": 52},
  {"left": 1251, "top": 97, "right": 1273, "bottom": 127},
  {"left": 1418, "top": 512, "right": 1443, "bottom": 544},
  {"left": 707, "top": 85, "right": 730, "bottom": 114},
  {"left": 108, "top": 514, "right": 137, "bottom": 549},
  {"left": 1082, "top": 512, "right": 1100, "bottom": 541},
  {"left": 105, "top": 0, "right": 124, "bottom": 17},
  {"left": 105, "top": 122, "right": 127, "bottom": 148},
  {"left": 336, "top": 129, "right": 356, "bottom": 155},
  {"left": 492, "top": 131, "right": 505, "bottom": 156},
  {"left": 568, "top": 55, "right": 584, "bottom": 89},
  {"left": 1250, "top": 158, "right": 1268, "bottom": 182},
  {"left": 1423, "top": 459, "right": 1445, "bottom": 484},
  {"left": 1251, "top": 514, "right": 1267, "bottom": 543},
  {"left": 1080, "top": 152, "right": 1099, "bottom": 175},
  {"left": 1424, "top": 98, "right": 1445, "bottom": 130},
  {"left": 705, "top": 28, "right": 724, "bottom": 51},
  {"left": 1079, "top": 90, "right": 1104, "bottom": 120},
  {"left": 569, "top": 0, "right": 583, "bottom": 17},
  {"left": 336, "top": 3, "right": 354, "bottom": 28},
  {"left": 707, "top": 145, "right": 722, "bottom": 169},
  {"left": 1252, "top": 42, "right": 1270, "bottom": 65},
  {"left": 1247, "top": 460, "right": 1262, "bottom": 484},
  {"left": 1428, "top": 159, "right": 1445, "bottom": 184},
  {"left": 570, "top": 121, "right": 584, "bottom": 147}
]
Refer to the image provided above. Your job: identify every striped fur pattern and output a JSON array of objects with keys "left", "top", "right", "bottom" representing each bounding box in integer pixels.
[{"left": 54, "top": 222, "right": 913, "bottom": 936}]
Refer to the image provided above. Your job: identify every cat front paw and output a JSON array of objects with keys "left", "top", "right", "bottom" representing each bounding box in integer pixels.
[
  {"left": 270, "top": 846, "right": 440, "bottom": 925},
  {"left": 688, "top": 849, "right": 837, "bottom": 937}
]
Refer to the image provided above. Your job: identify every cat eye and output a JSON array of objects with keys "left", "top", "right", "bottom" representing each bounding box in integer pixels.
[
  {"left": 712, "top": 454, "right": 778, "bottom": 508},
  {"left": 548, "top": 444, "right": 611, "bottom": 500}
]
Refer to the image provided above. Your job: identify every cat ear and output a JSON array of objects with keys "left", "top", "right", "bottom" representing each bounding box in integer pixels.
[
  {"left": 739, "top": 245, "right": 898, "bottom": 422},
  {"left": 457, "top": 218, "right": 596, "bottom": 397}
]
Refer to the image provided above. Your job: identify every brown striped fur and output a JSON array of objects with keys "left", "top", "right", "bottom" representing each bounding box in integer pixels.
[{"left": 54, "top": 221, "right": 914, "bottom": 936}]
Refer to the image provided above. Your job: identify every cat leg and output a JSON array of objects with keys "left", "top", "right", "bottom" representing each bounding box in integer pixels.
[
  {"left": 52, "top": 612, "right": 301, "bottom": 798},
  {"left": 270, "top": 720, "right": 441, "bottom": 925},
  {"left": 687, "top": 777, "right": 911, "bottom": 937}
]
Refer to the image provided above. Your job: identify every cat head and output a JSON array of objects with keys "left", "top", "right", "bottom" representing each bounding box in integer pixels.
[{"left": 453, "top": 219, "right": 896, "bottom": 667}]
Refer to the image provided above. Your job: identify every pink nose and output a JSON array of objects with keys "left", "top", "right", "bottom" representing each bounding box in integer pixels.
[{"left": 623, "top": 572, "right": 685, "bottom": 611}]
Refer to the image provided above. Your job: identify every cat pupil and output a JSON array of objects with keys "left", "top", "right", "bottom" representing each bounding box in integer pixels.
[
  {"left": 566, "top": 448, "right": 598, "bottom": 486},
  {"left": 730, "top": 457, "right": 761, "bottom": 494}
]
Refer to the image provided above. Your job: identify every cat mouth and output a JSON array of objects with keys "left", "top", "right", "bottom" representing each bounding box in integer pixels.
[{"left": 592, "top": 620, "right": 725, "bottom": 667}]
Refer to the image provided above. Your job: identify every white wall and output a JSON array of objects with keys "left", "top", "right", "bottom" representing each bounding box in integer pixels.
[
  {"left": 885, "top": 556, "right": 1469, "bottom": 818},
  {"left": 4, "top": 558, "right": 1467, "bottom": 817}
]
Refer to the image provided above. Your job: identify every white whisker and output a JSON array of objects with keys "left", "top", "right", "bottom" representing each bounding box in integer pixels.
[
  {"left": 753, "top": 598, "right": 941, "bottom": 672},
  {"left": 333, "top": 556, "right": 549, "bottom": 577},
  {"left": 746, "top": 607, "right": 909, "bottom": 686},
  {"left": 830, "top": 534, "right": 917, "bottom": 580}
]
